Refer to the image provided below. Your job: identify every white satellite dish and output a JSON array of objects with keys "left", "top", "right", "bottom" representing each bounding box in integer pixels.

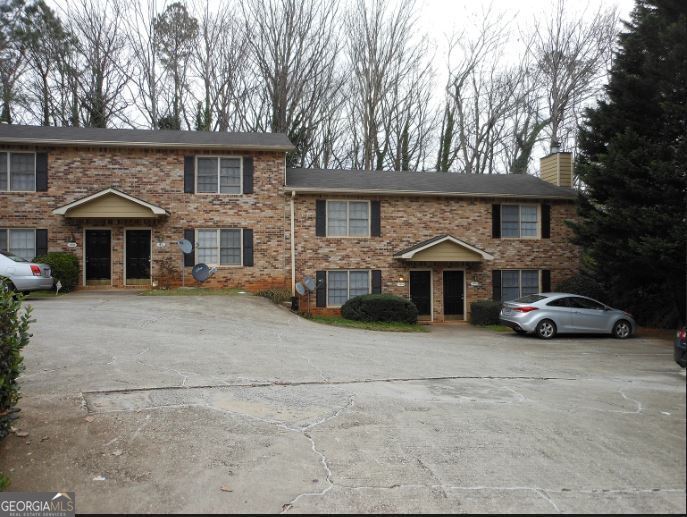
[
  {"left": 295, "top": 282, "right": 306, "bottom": 296},
  {"left": 177, "top": 239, "right": 193, "bottom": 254},
  {"left": 303, "top": 276, "right": 316, "bottom": 292},
  {"left": 191, "top": 263, "right": 217, "bottom": 283}
]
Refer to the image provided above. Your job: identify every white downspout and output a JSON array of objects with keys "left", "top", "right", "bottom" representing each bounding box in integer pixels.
[{"left": 290, "top": 190, "right": 296, "bottom": 296}]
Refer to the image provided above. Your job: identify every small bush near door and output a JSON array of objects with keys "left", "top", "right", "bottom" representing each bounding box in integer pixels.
[
  {"left": 341, "top": 294, "right": 418, "bottom": 324},
  {"left": 34, "top": 252, "right": 79, "bottom": 292},
  {"left": 0, "top": 278, "right": 32, "bottom": 440},
  {"left": 470, "top": 301, "right": 502, "bottom": 325}
]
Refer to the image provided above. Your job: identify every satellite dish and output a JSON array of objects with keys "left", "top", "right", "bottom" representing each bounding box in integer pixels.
[
  {"left": 303, "top": 276, "right": 316, "bottom": 291},
  {"left": 295, "top": 282, "right": 306, "bottom": 296},
  {"left": 177, "top": 239, "right": 193, "bottom": 254},
  {"left": 191, "top": 263, "right": 217, "bottom": 283}
]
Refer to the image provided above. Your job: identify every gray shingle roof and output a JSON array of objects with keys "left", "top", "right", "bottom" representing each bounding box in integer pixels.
[
  {"left": 0, "top": 123, "right": 294, "bottom": 151},
  {"left": 286, "top": 168, "right": 576, "bottom": 200}
]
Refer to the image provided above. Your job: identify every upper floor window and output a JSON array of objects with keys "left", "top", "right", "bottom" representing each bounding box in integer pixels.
[
  {"left": 326, "top": 200, "right": 370, "bottom": 237},
  {"left": 196, "top": 228, "right": 242, "bottom": 266},
  {"left": 0, "top": 152, "right": 36, "bottom": 192},
  {"left": 327, "top": 270, "right": 370, "bottom": 307},
  {"left": 196, "top": 157, "right": 242, "bottom": 194},
  {"left": 501, "top": 204, "right": 538, "bottom": 238},
  {"left": 0, "top": 228, "right": 36, "bottom": 260}
]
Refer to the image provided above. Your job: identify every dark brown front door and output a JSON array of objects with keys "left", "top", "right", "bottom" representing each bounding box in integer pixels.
[
  {"left": 85, "top": 230, "right": 111, "bottom": 284},
  {"left": 410, "top": 270, "right": 431, "bottom": 317},
  {"left": 443, "top": 270, "right": 464, "bottom": 318},
  {"left": 125, "top": 230, "right": 151, "bottom": 284}
]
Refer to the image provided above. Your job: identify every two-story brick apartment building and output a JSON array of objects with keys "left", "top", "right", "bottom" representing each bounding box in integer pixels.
[{"left": 0, "top": 124, "right": 579, "bottom": 322}]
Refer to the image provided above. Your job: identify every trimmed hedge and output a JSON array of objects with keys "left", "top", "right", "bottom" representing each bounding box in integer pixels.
[
  {"left": 256, "top": 287, "right": 292, "bottom": 304},
  {"left": 33, "top": 252, "right": 79, "bottom": 292},
  {"left": 341, "top": 294, "right": 418, "bottom": 324},
  {"left": 555, "top": 273, "right": 607, "bottom": 303},
  {"left": 470, "top": 300, "right": 502, "bottom": 326},
  {"left": 0, "top": 278, "right": 32, "bottom": 440}
]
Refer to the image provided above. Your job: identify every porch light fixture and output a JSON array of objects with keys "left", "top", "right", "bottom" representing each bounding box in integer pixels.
[
  {"left": 67, "top": 234, "right": 77, "bottom": 248},
  {"left": 398, "top": 275, "right": 405, "bottom": 283}
]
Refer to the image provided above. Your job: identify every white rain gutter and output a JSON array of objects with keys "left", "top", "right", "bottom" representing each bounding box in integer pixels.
[{"left": 290, "top": 190, "right": 296, "bottom": 297}]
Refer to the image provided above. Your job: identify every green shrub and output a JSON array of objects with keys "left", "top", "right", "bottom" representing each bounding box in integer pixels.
[
  {"left": 555, "top": 273, "right": 607, "bottom": 303},
  {"left": 341, "top": 294, "right": 418, "bottom": 324},
  {"left": 470, "top": 300, "right": 502, "bottom": 326},
  {"left": 34, "top": 252, "right": 79, "bottom": 292},
  {"left": 0, "top": 278, "right": 32, "bottom": 440},
  {"left": 256, "top": 287, "right": 292, "bottom": 304}
]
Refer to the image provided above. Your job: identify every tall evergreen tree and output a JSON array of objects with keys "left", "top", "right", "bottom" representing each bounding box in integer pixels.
[{"left": 571, "top": 0, "right": 687, "bottom": 327}]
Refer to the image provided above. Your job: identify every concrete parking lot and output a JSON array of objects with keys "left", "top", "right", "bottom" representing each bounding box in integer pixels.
[{"left": 0, "top": 292, "right": 684, "bottom": 514}]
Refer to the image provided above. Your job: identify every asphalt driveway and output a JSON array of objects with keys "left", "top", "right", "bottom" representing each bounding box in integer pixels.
[{"left": 1, "top": 292, "right": 685, "bottom": 513}]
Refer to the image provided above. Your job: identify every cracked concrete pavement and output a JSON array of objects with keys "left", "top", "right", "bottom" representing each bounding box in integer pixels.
[{"left": 0, "top": 291, "right": 684, "bottom": 513}]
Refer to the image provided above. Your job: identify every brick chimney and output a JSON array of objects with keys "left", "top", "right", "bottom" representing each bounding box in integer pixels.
[{"left": 540, "top": 143, "right": 573, "bottom": 188}]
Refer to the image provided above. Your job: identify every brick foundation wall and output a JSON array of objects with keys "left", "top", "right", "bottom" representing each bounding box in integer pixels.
[{"left": 291, "top": 194, "right": 580, "bottom": 322}]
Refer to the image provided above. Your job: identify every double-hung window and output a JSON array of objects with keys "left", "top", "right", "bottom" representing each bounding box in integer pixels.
[
  {"left": 326, "top": 201, "right": 370, "bottom": 237},
  {"left": 327, "top": 270, "right": 370, "bottom": 306},
  {"left": 196, "top": 157, "right": 242, "bottom": 194},
  {"left": 501, "top": 270, "right": 540, "bottom": 301},
  {"left": 0, "top": 229, "right": 36, "bottom": 260},
  {"left": 0, "top": 152, "right": 36, "bottom": 192},
  {"left": 501, "top": 204, "right": 538, "bottom": 238},
  {"left": 196, "top": 229, "right": 242, "bottom": 266}
]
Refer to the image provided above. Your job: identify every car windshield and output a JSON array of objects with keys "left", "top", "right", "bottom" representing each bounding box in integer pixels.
[
  {"left": 514, "top": 294, "right": 546, "bottom": 304},
  {"left": 0, "top": 252, "right": 28, "bottom": 263}
]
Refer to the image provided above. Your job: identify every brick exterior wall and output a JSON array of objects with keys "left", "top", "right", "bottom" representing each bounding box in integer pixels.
[
  {"left": 0, "top": 145, "right": 289, "bottom": 290},
  {"left": 1, "top": 143, "right": 580, "bottom": 322},
  {"left": 290, "top": 194, "right": 580, "bottom": 322}
]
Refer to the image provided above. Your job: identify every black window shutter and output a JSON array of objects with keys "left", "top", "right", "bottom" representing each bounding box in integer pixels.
[
  {"left": 35, "top": 229, "right": 48, "bottom": 258},
  {"left": 371, "top": 270, "right": 382, "bottom": 294},
  {"left": 541, "top": 204, "right": 551, "bottom": 238},
  {"left": 370, "top": 200, "right": 381, "bottom": 237},
  {"left": 542, "top": 270, "right": 551, "bottom": 292},
  {"left": 243, "top": 229, "right": 254, "bottom": 266},
  {"left": 316, "top": 200, "right": 326, "bottom": 236},
  {"left": 184, "top": 156, "right": 195, "bottom": 193},
  {"left": 243, "top": 157, "right": 254, "bottom": 194},
  {"left": 184, "top": 229, "right": 195, "bottom": 266},
  {"left": 35, "top": 153, "right": 48, "bottom": 191},
  {"left": 492, "top": 270, "right": 502, "bottom": 301},
  {"left": 492, "top": 204, "right": 501, "bottom": 238},
  {"left": 316, "top": 271, "right": 326, "bottom": 307}
]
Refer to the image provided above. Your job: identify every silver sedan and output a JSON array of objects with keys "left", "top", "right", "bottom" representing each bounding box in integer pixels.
[
  {"left": 0, "top": 252, "right": 54, "bottom": 293},
  {"left": 499, "top": 292, "right": 635, "bottom": 339}
]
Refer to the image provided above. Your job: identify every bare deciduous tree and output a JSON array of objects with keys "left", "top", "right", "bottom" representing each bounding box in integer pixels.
[
  {"left": 241, "top": 0, "right": 343, "bottom": 166},
  {"left": 66, "top": 0, "right": 131, "bottom": 128},
  {"left": 532, "top": 0, "right": 617, "bottom": 148},
  {"left": 0, "top": 0, "right": 28, "bottom": 123},
  {"left": 346, "top": 0, "right": 430, "bottom": 171}
]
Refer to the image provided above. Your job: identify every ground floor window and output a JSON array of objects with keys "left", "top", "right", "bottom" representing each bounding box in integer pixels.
[
  {"left": 196, "top": 229, "right": 242, "bottom": 266},
  {"left": 501, "top": 270, "right": 539, "bottom": 301},
  {"left": 327, "top": 270, "right": 370, "bottom": 306},
  {"left": 0, "top": 228, "right": 35, "bottom": 260}
]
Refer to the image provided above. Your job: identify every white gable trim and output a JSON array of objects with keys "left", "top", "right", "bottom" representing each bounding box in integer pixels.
[
  {"left": 52, "top": 187, "right": 167, "bottom": 216},
  {"left": 396, "top": 235, "right": 494, "bottom": 261}
]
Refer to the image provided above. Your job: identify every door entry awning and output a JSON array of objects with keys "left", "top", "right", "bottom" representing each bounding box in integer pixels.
[
  {"left": 394, "top": 235, "right": 494, "bottom": 262},
  {"left": 52, "top": 187, "right": 167, "bottom": 218}
]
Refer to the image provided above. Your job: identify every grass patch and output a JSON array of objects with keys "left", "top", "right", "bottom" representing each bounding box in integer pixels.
[
  {"left": 22, "top": 289, "right": 67, "bottom": 299},
  {"left": 478, "top": 324, "right": 512, "bottom": 333},
  {"left": 0, "top": 472, "right": 10, "bottom": 490},
  {"left": 311, "top": 315, "right": 428, "bottom": 333},
  {"left": 140, "top": 287, "right": 245, "bottom": 297}
]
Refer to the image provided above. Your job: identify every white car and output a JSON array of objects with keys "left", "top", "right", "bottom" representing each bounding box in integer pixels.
[{"left": 0, "top": 252, "right": 54, "bottom": 293}]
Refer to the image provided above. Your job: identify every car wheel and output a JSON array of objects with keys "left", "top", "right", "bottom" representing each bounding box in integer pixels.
[
  {"left": 535, "top": 319, "right": 557, "bottom": 339},
  {"left": 612, "top": 319, "right": 632, "bottom": 339}
]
